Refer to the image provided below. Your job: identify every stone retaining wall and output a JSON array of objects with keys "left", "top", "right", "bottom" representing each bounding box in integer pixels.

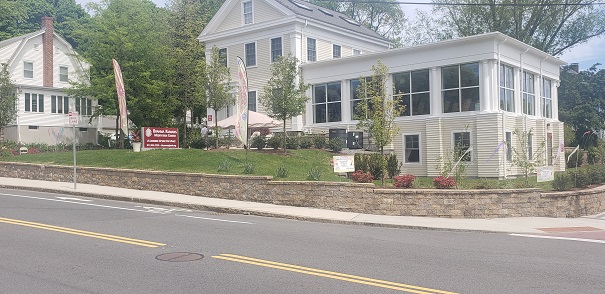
[{"left": 0, "top": 162, "right": 603, "bottom": 218}]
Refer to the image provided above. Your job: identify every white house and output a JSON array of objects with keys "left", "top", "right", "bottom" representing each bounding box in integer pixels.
[
  {"left": 200, "top": 0, "right": 566, "bottom": 178},
  {"left": 0, "top": 17, "right": 98, "bottom": 145}
]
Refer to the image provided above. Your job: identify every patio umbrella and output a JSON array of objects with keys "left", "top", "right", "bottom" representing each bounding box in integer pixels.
[{"left": 216, "top": 111, "right": 283, "bottom": 129}]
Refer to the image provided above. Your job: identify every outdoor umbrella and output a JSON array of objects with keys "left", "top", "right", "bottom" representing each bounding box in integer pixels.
[{"left": 216, "top": 111, "right": 283, "bottom": 129}]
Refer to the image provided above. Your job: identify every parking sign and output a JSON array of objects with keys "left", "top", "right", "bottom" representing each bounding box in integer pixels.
[{"left": 68, "top": 111, "right": 79, "bottom": 125}]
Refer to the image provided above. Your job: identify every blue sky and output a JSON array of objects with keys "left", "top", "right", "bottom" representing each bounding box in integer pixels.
[{"left": 75, "top": 0, "right": 603, "bottom": 70}]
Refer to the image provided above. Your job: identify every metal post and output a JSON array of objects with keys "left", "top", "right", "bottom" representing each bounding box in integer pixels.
[{"left": 73, "top": 125, "right": 77, "bottom": 189}]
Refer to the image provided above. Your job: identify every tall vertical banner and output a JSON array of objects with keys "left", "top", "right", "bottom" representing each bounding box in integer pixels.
[
  {"left": 112, "top": 59, "right": 128, "bottom": 136},
  {"left": 236, "top": 57, "right": 249, "bottom": 146}
]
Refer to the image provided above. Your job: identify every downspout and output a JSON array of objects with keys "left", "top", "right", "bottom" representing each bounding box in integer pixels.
[
  {"left": 498, "top": 37, "right": 508, "bottom": 178},
  {"left": 16, "top": 87, "right": 21, "bottom": 143}
]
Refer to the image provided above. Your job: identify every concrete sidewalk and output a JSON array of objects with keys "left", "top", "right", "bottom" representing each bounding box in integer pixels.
[{"left": 1, "top": 177, "right": 604, "bottom": 234}]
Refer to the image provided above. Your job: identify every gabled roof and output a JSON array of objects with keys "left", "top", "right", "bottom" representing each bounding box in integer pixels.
[{"left": 200, "top": 0, "right": 391, "bottom": 45}]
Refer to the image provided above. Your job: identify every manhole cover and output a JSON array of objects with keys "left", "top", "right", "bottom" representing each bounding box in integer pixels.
[
  {"left": 156, "top": 252, "right": 204, "bottom": 262},
  {"left": 538, "top": 226, "right": 603, "bottom": 233}
]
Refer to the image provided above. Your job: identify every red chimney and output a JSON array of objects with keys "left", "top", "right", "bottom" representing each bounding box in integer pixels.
[{"left": 42, "top": 16, "right": 54, "bottom": 87}]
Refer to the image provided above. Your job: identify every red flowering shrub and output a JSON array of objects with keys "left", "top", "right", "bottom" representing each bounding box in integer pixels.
[
  {"left": 350, "top": 170, "right": 374, "bottom": 183},
  {"left": 27, "top": 148, "right": 41, "bottom": 154},
  {"left": 433, "top": 176, "right": 456, "bottom": 189},
  {"left": 393, "top": 174, "right": 415, "bottom": 188}
]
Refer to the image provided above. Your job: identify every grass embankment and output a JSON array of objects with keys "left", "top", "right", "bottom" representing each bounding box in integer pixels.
[{"left": 2, "top": 148, "right": 346, "bottom": 182}]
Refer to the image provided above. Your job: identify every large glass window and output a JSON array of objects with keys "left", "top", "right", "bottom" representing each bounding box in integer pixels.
[
  {"left": 350, "top": 77, "right": 376, "bottom": 119},
  {"left": 25, "top": 93, "right": 44, "bottom": 112},
  {"left": 271, "top": 37, "right": 282, "bottom": 62},
  {"left": 76, "top": 97, "right": 92, "bottom": 115},
  {"left": 24, "top": 62, "right": 33, "bottom": 78},
  {"left": 218, "top": 48, "right": 227, "bottom": 67},
  {"left": 542, "top": 78, "right": 552, "bottom": 118},
  {"left": 59, "top": 66, "right": 68, "bottom": 82},
  {"left": 442, "top": 63, "right": 479, "bottom": 113},
  {"left": 333, "top": 44, "right": 341, "bottom": 58},
  {"left": 245, "top": 42, "right": 256, "bottom": 67},
  {"left": 404, "top": 134, "right": 420, "bottom": 163},
  {"left": 500, "top": 64, "right": 515, "bottom": 112},
  {"left": 453, "top": 132, "right": 471, "bottom": 161},
  {"left": 313, "top": 82, "right": 341, "bottom": 123},
  {"left": 393, "top": 69, "right": 430, "bottom": 116},
  {"left": 248, "top": 91, "right": 256, "bottom": 112},
  {"left": 522, "top": 72, "right": 535, "bottom": 115},
  {"left": 307, "top": 38, "right": 316, "bottom": 61},
  {"left": 243, "top": 0, "right": 253, "bottom": 24},
  {"left": 51, "top": 95, "right": 69, "bottom": 114}
]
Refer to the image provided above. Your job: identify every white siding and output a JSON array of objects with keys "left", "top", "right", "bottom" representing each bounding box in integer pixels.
[{"left": 0, "top": 41, "right": 20, "bottom": 63}]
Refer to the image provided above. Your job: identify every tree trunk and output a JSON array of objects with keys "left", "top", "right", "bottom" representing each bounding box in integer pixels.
[
  {"left": 282, "top": 119, "right": 287, "bottom": 153},
  {"left": 214, "top": 109, "right": 219, "bottom": 149}
]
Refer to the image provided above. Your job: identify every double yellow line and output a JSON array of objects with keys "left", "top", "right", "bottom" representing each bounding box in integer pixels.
[
  {"left": 0, "top": 217, "right": 165, "bottom": 248},
  {"left": 213, "top": 254, "right": 457, "bottom": 294}
]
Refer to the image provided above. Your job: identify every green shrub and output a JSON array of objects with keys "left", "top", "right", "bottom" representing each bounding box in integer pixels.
[
  {"left": 573, "top": 168, "right": 592, "bottom": 188},
  {"left": 354, "top": 153, "right": 369, "bottom": 172},
  {"left": 566, "top": 149, "right": 584, "bottom": 168},
  {"left": 386, "top": 153, "right": 401, "bottom": 179},
  {"left": 242, "top": 160, "right": 255, "bottom": 174},
  {"left": 217, "top": 159, "right": 231, "bottom": 171},
  {"left": 368, "top": 153, "right": 384, "bottom": 180},
  {"left": 552, "top": 171, "right": 574, "bottom": 191},
  {"left": 306, "top": 166, "right": 323, "bottom": 181},
  {"left": 299, "top": 137, "right": 313, "bottom": 149},
  {"left": 313, "top": 135, "right": 327, "bottom": 149},
  {"left": 267, "top": 135, "right": 283, "bottom": 149},
  {"left": 275, "top": 165, "right": 289, "bottom": 178},
  {"left": 250, "top": 136, "right": 266, "bottom": 150},
  {"left": 286, "top": 137, "right": 299, "bottom": 149},
  {"left": 585, "top": 165, "right": 605, "bottom": 184},
  {"left": 327, "top": 138, "right": 344, "bottom": 152}
]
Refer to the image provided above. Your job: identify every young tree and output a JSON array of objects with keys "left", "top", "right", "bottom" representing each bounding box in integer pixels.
[
  {"left": 0, "top": 63, "right": 17, "bottom": 129},
  {"left": 205, "top": 46, "right": 234, "bottom": 149},
  {"left": 355, "top": 61, "right": 405, "bottom": 185},
  {"left": 510, "top": 128, "right": 546, "bottom": 186},
  {"left": 260, "top": 54, "right": 310, "bottom": 153}
]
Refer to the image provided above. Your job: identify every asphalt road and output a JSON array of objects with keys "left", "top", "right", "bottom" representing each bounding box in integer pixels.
[{"left": 1, "top": 188, "right": 604, "bottom": 294}]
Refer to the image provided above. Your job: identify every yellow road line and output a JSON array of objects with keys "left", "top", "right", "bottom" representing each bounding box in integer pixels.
[
  {"left": 0, "top": 217, "right": 165, "bottom": 248},
  {"left": 213, "top": 254, "right": 458, "bottom": 294}
]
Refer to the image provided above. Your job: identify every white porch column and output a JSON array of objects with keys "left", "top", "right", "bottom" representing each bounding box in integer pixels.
[
  {"left": 480, "top": 60, "right": 490, "bottom": 111},
  {"left": 430, "top": 67, "right": 441, "bottom": 115},
  {"left": 342, "top": 79, "right": 352, "bottom": 121}
]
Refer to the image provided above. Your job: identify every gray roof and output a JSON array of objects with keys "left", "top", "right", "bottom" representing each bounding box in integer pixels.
[{"left": 274, "top": 0, "right": 391, "bottom": 43}]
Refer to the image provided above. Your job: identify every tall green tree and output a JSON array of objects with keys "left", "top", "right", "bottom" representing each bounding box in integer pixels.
[
  {"left": 559, "top": 64, "right": 605, "bottom": 144},
  {"left": 73, "top": 0, "right": 175, "bottom": 136},
  {"left": 355, "top": 61, "right": 404, "bottom": 185},
  {"left": 205, "top": 46, "right": 234, "bottom": 149},
  {"left": 409, "top": 0, "right": 605, "bottom": 55},
  {"left": 0, "top": 63, "right": 18, "bottom": 129},
  {"left": 0, "top": 0, "right": 27, "bottom": 40},
  {"left": 260, "top": 54, "right": 310, "bottom": 153},
  {"left": 310, "top": 0, "right": 406, "bottom": 45}
]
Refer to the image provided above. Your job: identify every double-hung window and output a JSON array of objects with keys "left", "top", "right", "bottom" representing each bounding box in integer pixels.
[
  {"left": 442, "top": 63, "right": 480, "bottom": 113},
  {"left": 24, "top": 62, "right": 33, "bottom": 78},
  {"left": 500, "top": 64, "right": 515, "bottom": 112},
  {"left": 453, "top": 132, "right": 471, "bottom": 161},
  {"left": 76, "top": 97, "right": 92, "bottom": 115},
  {"left": 313, "top": 82, "right": 341, "bottom": 123},
  {"left": 248, "top": 91, "right": 257, "bottom": 112},
  {"left": 243, "top": 0, "right": 253, "bottom": 24},
  {"left": 307, "top": 38, "right": 316, "bottom": 61},
  {"left": 271, "top": 37, "right": 282, "bottom": 62},
  {"left": 333, "top": 44, "right": 341, "bottom": 58},
  {"left": 522, "top": 72, "right": 535, "bottom": 115},
  {"left": 542, "top": 78, "right": 552, "bottom": 118},
  {"left": 218, "top": 48, "right": 228, "bottom": 67},
  {"left": 404, "top": 134, "right": 420, "bottom": 163},
  {"left": 25, "top": 93, "right": 44, "bottom": 112},
  {"left": 393, "top": 69, "right": 430, "bottom": 116},
  {"left": 51, "top": 95, "right": 69, "bottom": 114},
  {"left": 245, "top": 42, "right": 256, "bottom": 67},
  {"left": 59, "top": 66, "right": 68, "bottom": 82}
]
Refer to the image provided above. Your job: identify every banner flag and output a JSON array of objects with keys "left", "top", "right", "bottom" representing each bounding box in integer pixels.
[
  {"left": 112, "top": 59, "right": 128, "bottom": 136},
  {"left": 486, "top": 141, "right": 506, "bottom": 164},
  {"left": 235, "top": 57, "right": 249, "bottom": 146},
  {"left": 552, "top": 140, "right": 564, "bottom": 165},
  {"left": 448, "top": 146, "right": 473, "bottom": 177},
  {"left": 566, "top": 145, "right": 579, "bottom": 163}
]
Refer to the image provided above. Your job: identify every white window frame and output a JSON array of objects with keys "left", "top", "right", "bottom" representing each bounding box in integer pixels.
[
  {"left": 393, "top": 69, "right": 431, "bottom": 116},
  {"left": 242, "top": 0, "right": 253, "bottom": 25},
  {"left": 307, "top": 37, "right": 316, "bottom": 62},
  {"left": 59, "top": 66, "right": 69, "bottom": 82},
  {"left": 270, "top": 37, "right": 282, "bottom": 63},
  {"left": 333, "top": 44, "right": 341, "bottom": 58},
  {"left": 542, "top": 78, "right": 552, "bottom": 118},
  {"left": 245, "top": 42, "right": 256, "bottom": 67},
  {"left": 312, "top": 81, "right": 342, "bottom": 123},
  {"left": 403, "top": 133, "right": 421, "bottom": 164},
  {"left": 24, "top": 61, "right": 33, "bottom": 79},
  {"left": 76, "top": 97, "right": 93, "bottom": 116},
  {"left": 522, "top": 71, "right": 535, "bottom": 115},
  {"left": 441, "top": 63, "right": 480, "bottom": 113},
  {"left": 218, "top": 48, "right": 228, "bottom": 67},
  {"left": 452, "top": 131, "right": 472, "bottom": 162},
  {"left": 352, "top": 49, "right": 362, "bottom": 55},
  {"left": 51, "top": 95, "right": 70, "bottom": 114},
  {"left": 500, "top": 64, "right": 515, "bottom": 112},
  {"left": 24, "top": 93, "right": 44, "bottom": 113},
  {"left": 248, "top": 90, "right": 257, "bottom": 112}
]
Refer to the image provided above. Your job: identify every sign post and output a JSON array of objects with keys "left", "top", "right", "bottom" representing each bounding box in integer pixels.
[{"left": 68, "top": 111, "right": 79, "bottom": 189}]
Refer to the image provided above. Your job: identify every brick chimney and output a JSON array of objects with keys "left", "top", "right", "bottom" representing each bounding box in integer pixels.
[{"left": 42, "top": 16, "right": 53, "bottom": 87}]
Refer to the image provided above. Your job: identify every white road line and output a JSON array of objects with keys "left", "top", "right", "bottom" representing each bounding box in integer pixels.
[
  {"left": 56, "top": 196, "right": 92, "bottom": 202},
  {"left": 175, "top": 214, "right": 254, "bottom": 224},
  {"left": 510, "top": 233, "right": 605, "bottom": 244}
]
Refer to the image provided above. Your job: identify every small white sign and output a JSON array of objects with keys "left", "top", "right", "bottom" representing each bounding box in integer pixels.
[
  {"left": 68, "top": 111, "right": 79, "bottom": 125},
  {"left": 537, "top": 166, "right": 554, "bottom": 182},
  {"left": 333, "top": 155, "right": 355, "bottom": 173}
]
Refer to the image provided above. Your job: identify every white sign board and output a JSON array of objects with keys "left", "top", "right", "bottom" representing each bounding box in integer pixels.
[
  {"left": 333, "top": 155, "right": 355, "bottom": 173},
  {"left": 68, "top": 111, "right": 79, "bottom": 125},
  {"left": 537, "top": 166, "right": 554, "bottom": 182}
]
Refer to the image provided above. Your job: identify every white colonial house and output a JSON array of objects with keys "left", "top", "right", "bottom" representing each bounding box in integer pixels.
[
  {"left": 0, "top": 17, "right": 98, "bottom": 145},
  {"left": 200, "top": 0, "right": 566, "bottom": 178}
]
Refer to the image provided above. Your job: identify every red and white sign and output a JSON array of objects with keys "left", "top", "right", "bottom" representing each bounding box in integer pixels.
[
  {"left": 207, "top": 114, "right": 213, "bottom": 122},
  {"left": 68, "top": 111, "right": 79, "bottom": 125},
  {"left": 141, "top": 127, "right": 179, "bottom": 149}
]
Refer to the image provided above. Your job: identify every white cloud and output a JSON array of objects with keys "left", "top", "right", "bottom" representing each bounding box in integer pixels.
[{"left": 559, "top": 37, "right": 605, "bottom": 69}]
